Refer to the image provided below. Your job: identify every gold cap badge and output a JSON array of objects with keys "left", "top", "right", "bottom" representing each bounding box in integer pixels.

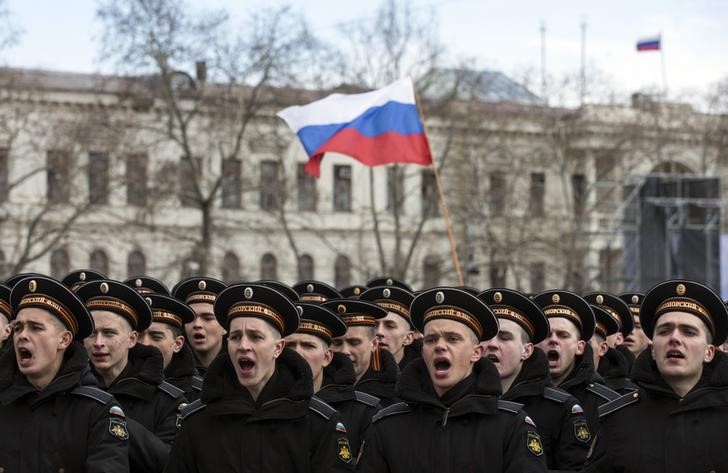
[{"left": 676, "top": 284, "right": 686, "bottom": 296}]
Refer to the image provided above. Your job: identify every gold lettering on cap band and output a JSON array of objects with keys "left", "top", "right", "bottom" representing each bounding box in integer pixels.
[
  {"left": 86, "top": 298, "right": 139, "bottom": 328},
  {"left": 543, "top": 306, "right": 583, "bottom": 329},
  {"left": 227, "top": 303, "right": 285, "bottom": 334},
  {"left": 491, "top": 306, "right": 535, "bottom": 338},
  {"left": 185, "top": 293, "right": 216, "bottom": 305},
  {"left": 375, "top": 300, "right": 411, "bottom": 320},
  {"left": 629, "top": 306, "right": 640, "bottom": 315},
  {"left": 423, "top": 307, "right": 483, "bottom": 338},
  {"left": 19, "top": 295, "right": 78, "bottom": 335},
  {"left": 298, "top": 320, "right": 334, "bottom": 340},
  {"left": 301, "top": 295, "right": 327, "bottom": 302},
  {"left": 341, "top": 314, "right": 377, "bottom": 327},
  {"left": 601, "top": 306, "right": 622, "bottom": 326},
  {"left": 152, "top": 310, "right": 184, "bottom": 327},
  {"left": 655, "top": 298, "right": 715, "bottom": 334},
  {"left": 0, "top": 300, "right": 11, "bottom": 318},
  {"left": 595, "top": 321, "right": 608, "bottom": 338}
]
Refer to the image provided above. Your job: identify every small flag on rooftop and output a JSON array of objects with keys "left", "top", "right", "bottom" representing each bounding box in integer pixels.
[{"left": 636, "top": 35, "right": 661, "bottom": 52}]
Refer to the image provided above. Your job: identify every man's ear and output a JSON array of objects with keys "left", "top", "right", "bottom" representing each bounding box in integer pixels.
[
  {"left": 599, "top": 341, "right": 609, "bottom": 358},
  {"left": 704, "top": 344, "right": 716, "bottom": 363},
  {"left": 58, "top": 330, "right": 73, "bottom": 351},
  {"left": 129, "top": 330, "right": 139, "bottom": 348},
  {"left": 274, "top": 338, "right": 286, "bottom": 358},
  {"left": 522, "top": 342, "right": 534, "bottom": 360},
  {"left": 471, "top": 343, "right": 484, "bottom": 363},
  {"left": 403, "top": 331, "right": 415, "bottom": 347},
  {"left": 576, "top": 340, "right": 586, "bottom": 356},
  {"left": 173, "top": 335, "right": 185, "bottom": 353},
  {"left": 323, "top": 348, "right": 334, "bottom": 367}
]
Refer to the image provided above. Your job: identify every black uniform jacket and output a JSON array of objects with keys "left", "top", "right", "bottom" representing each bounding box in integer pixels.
[
  {"left": 357, "top": 357, "right": 548, "bottom": 473},
  {"left": 558, "top": 344, "right": 619, "bottom": 435},
  {"left": 166, "top": 348, "right": 354, "bottom": 473},
  {"left": 318, "top": 352, "right": 382, "bottom": 457},
  {"left": 584, "top": 350, "right": 728, "bottom": 473},
  {"left": 597, "top": 347, "right": 638, "bottom": 394},
  {"left": 355, "top": 348, "right": 399, "bottom": 407},
  {"left": 398, "top": 338, "right": 422, "bottom": 371},
  {"left": 615, "top": 345, "right": 636, "bottom": 375},
  {"left": 98, "top": 343, "right": 187, "bottom": 473},
  {"left": 0, "top": 342, "right": 129, "bottom": 472},
  {"left": 165, "top": 344, "right": 203, "bottom": 402},
  {"left": 503, "top": 348, "right": 590, "bottom": 471}
]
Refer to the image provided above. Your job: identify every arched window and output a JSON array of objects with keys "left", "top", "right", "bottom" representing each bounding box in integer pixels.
[
  {"left": 423, "top": 255, "right": 441, "bottom": 289},
  {"left": 89, "top": 249, "right": 109, "bottom": 276},
  {"left": 50, "top": 248, "right": 70, "bottom": 279},
  {"left": 127, "top": 250, "right": 146, "bottom": 277},
  {"left": 298, "top": 254, "right": 314, "bottom": 281},
  {"left": 334, "top": 254, "right": 351, "bottom": 289},
  {"left": 222, "top": 251, "right": 241, "bottom": 283},
  {"left": 261, "top": 253, "right": 277, "bottom": 281}
]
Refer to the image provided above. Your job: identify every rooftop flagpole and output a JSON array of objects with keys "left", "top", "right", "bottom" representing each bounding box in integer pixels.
[{"left": 414, "top": 88, "right": 464, "bottom": 286}]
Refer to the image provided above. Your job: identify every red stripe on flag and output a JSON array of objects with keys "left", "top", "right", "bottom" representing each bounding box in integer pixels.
[{"left": 305, "top": 129, "right": 433, "bottom": 177}]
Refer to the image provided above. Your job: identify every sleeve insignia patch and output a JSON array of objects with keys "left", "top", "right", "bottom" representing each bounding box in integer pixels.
[
  {"left": 337, "top": 437, "right": 353, "bottom": 463},
  {"left": 571, "top": 404, "right": 584, "bottom": 415},
  {"left": 527, "top": 431, "right": 544, "bottom": 456},
  {"left": 109, "top": 405, "right": 125, "bottom": 417},
  {"left": 336, "top": 421, "right": 347, "bottom": 433},
  {"left": 574, "top": 419, "right": 591, "bottom": 443},
  {"left": 109, "top": 418, "right": 129, "bottom": 440}
]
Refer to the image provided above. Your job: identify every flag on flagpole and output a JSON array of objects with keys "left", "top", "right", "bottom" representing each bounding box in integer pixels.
[
  {"left": 636, "top": 35, "right": 661, "bottom": 52},
  {"left": 277, "top": 78, "right": 433, "bottom": 177}
]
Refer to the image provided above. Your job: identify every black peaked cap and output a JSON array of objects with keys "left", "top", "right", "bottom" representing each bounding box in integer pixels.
[
  {"left": 215, "top": 283, "right": 299, "bottom": 336},
  {"left": 146, "top": 293, "right": 196, "bottom": 328},
  {"left": 172, "top": 277, "right": 227, "bottom": 305},
  {"left": 76, "top": 280, "right": 153, "bottom": 332},
  {"left": 293, "top": 280, "right": 342, "bottom": 303},
  {"left": 533, "top": 290, "right": 595, "bottom": 341},
  {"left": 256, "top": 280, "right": 300, "bottom": 302},
  {"left": 61, "top": 269, "right": 107, "bottom": 291},
  {"left": 411, "top": 287, "right": 498, "bottom": 342},
  {"left": 124, "top": 276, "right": 171, "bottom": 296},
  {"left": 366, "top": 276, "right": 413, "bottom": 292},
  {"left": 478, "top": 288, "right": 550, "bottom": 344},
  {"left": 359, "top": 285, "right": 415, "bottom": 330},
  {"left": 583, "top": 292, "right": 633, "bottom": 336},
  {"left": 295, "top": 302, "right": 348, "bottom": 342},
  {"left": 321, "top": 298, "right": 388, "bottom": 327}
]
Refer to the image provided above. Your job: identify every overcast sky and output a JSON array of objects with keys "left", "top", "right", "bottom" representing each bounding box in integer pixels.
[{"left": 3, "top": 0, "right": 727, "bottom": 102}]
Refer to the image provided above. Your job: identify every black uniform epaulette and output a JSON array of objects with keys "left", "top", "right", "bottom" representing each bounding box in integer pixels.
[
  {"left": 354, "top": 390, "right": 380, "bottom": 408},
  {"left": 372, "top": 402, "right": 411, "bottom": 423},
  {"left": 309, "top": 396, "right": 338, "bottom": 421},
  {"left": 179, "top": 399, "right": 207, "bottom": 421},
  {"left": 587, "top": 382, "right": 620, "bottom": 402},
  {"left": 158, "top": 381, "right": 186, "bottom": 399},
  {"left": 543, "top": 386, "right": 571, "bottom": 404},
  {"left": 497, "top": 400, "right": 524, "bottom": 414},
  {"left": 71, "top": 386, "right": 114, "bottom": 405},
  {"left": 598, "top": 391, "right": 640, "bottom": 418},
  {"left": 191, "top": 375, "right": 203, "bottom": 392}
]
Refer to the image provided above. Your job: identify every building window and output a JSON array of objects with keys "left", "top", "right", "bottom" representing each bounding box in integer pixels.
[
  {"left": 0, "top": 148, "right": 8, "bottom": 202},
  {"left": 572, "top": 173, "right": 587, "bottom": 216},
  {"left": 423, "top": 255, "right": 441, "bottom": 288},
  {"left": 90, "top": 249, "right": 109, "bottom": 275},
  {"left": 297, "top": 163, "right": 317, "bottom": 211},
  {"left": 298, "top": 254, "right": 314, "bottom": 281},
  {"left": 88, "top": 152, "right": 110, "bottom": 205},
  {"left": 127, "top": 250, "right": 146, "bottom": 277},
  {"left": 333, "top": 165, "right": 352, "bottom": 211},
  {"left": 126, "top": 154, "right": 148, "bottom": 206},
  {"left": 47, "top": 150, "right": 70, "bottom": 203},
  {"left": 179, "top": 157, "right": 199, "bottom": 207},
  {"left": 260, "top": 161, "right": 281, "bottom": 211},
  {"left": 50, "top": 248, "right": 70, "bottom": 279},
  {"left": 222, "top": 251, "right": 240, "bottom": 283},
  {"left": 334, "top": 254, "right": 351, "bottom": 289},
  {"left": 529, "top": 173, "right": 545, "bottom": 217},
  {"left": 221, "top": 158, "right": 242, "bottom": 208},
  {"left": 260, "top": 253, "right": 278, "bottom": 280},
  {"left": 421, "top": 169, "right": 439, "bottom": 219},
  {"left": 490, "top": 261, "right": 507, "bottom": 287},
  {"left": 530, "top": 262, "right": 545, "bottom": 293},
  {"left": 489, "top": 171, "right": 506, "bottom": 217},
  {"left": 387, "top": 166, "right": 405, "bottom": 214}
]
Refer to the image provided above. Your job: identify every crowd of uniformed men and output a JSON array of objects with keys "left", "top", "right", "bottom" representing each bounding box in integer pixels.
[{"left": 0, "top": 267, "right": 727, "bottom": 472}]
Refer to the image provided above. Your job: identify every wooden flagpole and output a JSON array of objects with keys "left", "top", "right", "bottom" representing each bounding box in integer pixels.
[{"left": 414, "top": 89, "right": 464, "bottom": 286}]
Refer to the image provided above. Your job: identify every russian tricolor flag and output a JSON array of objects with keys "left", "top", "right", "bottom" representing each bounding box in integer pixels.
[
  {"left": 277, "top": 78, "right": 433, "bottom": 177},
  {"left": 636, "top": 35, "right": 661, "bottom": 52}
]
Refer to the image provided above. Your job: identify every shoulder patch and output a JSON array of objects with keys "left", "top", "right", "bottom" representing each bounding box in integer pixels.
[
  {"left": 191, "top": 375, "right": 203, "bottom": 392},
  {"left": 309, "top": 396, "right": 338, "bottom": 421},
  {"left": 372, "top": 402, "right": 411, "bottom": 423},
  {"left": 179, "top": 399, "right": 207, "bottom": 421},
  {"left": 587, "top": 382, "right": 620, "bottom": 402},
  {"left": 498, "top": 400, "right": 524, "bottom": 414},
  {"left": 71, "top": 386, "right": 115, "bottom": 405},
  {"left": 158, "top": 381, "right": 186, "bottom": 399},
  {"left": 571, "top": 404, "right": 584, "bottom": 415},
  {"left": 354, "top": 390, "right": 381, "bottom": 408},
  {"left": 527, "top": 431, "right": 544, "bottom": 456},
  {"left": 543, "top": 386, "right": 571, "bottom": 404},
  {"left": 598, "top": 391, "right": 640, "bottom": 418}
]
